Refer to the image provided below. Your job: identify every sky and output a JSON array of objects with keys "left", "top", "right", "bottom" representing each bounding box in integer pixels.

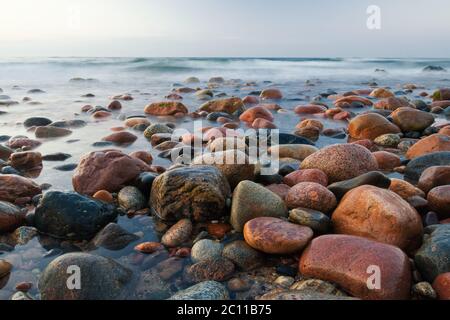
[{"left": 0, "top": 0, "right": 449, "bottom": 57}]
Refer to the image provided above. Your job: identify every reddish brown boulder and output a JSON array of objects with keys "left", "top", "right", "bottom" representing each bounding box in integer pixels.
[
  {"left": 391, "top": 107, "right": 435, "bottom": 132},
  {"left": 285, "top": 182, "right": 337, "bottom": 213},
  {"left": 124, "top": 117, "right": 150, "bottom": 127},
  {"left": 92, "top": 110, "right": 111, "bottom": 118},
  {"left": 0, "top": 174, "right": 41, "bottom": 203},
  {"left": 6, "top": 137, "right": 41, "bottom": 150},
  {"left": 427, "top": 185, "right": 450, "bottom": 218},
  {"left": 144, "top": 101, "right": 188, "bottom": 116},
  {"left": 331, "top": 185, "right": 423, "bottom": 252},
  {"left": 129, "top": 151, "right": 153, "bottom": 165},
  {"left": 299, "top": 234, "right": 412, "bottom": 300},
  {"left": 265, "top": 184, "right": 291, "bottom": 200},
  {"left": 333, "top": 95, "right": 372, "bottom": 108},
  {"left": 283, "top": 169, "right": 328, "bottom": 187},
  {"left": 242, "top": 96, "right": 259, "bottom": 105},
  {"left": 296, "top": 119, "right": 324, "bottom": 132},
  {"left": 294, "top": 105, "right": 327, "bottom": 114},
  {"left": 351, "top": 139, "right": 379, "bottom": 152},
  {"left": 439, "top": 126, "right": 450, "bottom": 136},
  {"left": 418, "top": 166, "right": 450, "bottom": 193},
  {"left": 260, "top": 88, "right": 282, "bottom": 100},
  {"left": 369, "top": 88, "right": 394, "bottom": 98},
  {"left": 9, "top": 151, "right": 42, "bottom": 171},
  {"left": 102, "top": 132, "right": 137, "bottom": 145},
  {"left": 0, "top": 201, "right": 26, "bottom": 233},
  {"left": 374, "top": 97, "right": 415, "bottom": 111},
  {"left": 244, "top": 217, "right": 313, "bottom": 254},
  {"left": 198, "top": 97, "right": 244, "bottom": 114},
  {"left": 300, "top": 143, "right": 378, "bottom": 183},
  {"left": 433, "top": 273, "right": 450, "bottom": 300},
  {"left": 107, "top": 100, "right": 122, "bottom": 110},
  {"left": 92, "top": 190, "right": 114, "bottom": 203},
  {"left": 406, "top": 134, "right": 450, "bottom": 159},
  {"left": 72, "top": 150, "right": 151, "bottom": 196},
  {"left": 372, "top": 151, "right": 401, "bottom": 171},
  {"left": 348, "top": 113, "right": 401, "bottom": 140},
  {"left": 389, "top": 178, "right": 425, "bottom": 200},
  {"left": 239, "top": 106, "right": 274, "bottom": 123},
  {"left": 251, "top": 118, "right": 277, "bottom": 129},
  {"left": 431, "top": 88, "right": 450, "bottom": 101}
]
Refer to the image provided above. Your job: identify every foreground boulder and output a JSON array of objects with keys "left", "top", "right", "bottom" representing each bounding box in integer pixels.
[
  {"left": 348, "top": 113, "right": 400, "bottom": 140},
  {"left": 391, "top": 107, "right": 435, "bottom": 132},
  {"left": 418, "top": 166, "right": 450, "bottom": 193},
  {"left": 72, "top": 150, "right": 151, "bottom": 196},
  {"left": 230, "top": 180, "right": 287, "bottom": 232},
  {"left": 406, "top": 134, "right": 450, "bottom": 159},
  {"left": 0, "top": 201, "right": 26, "bottom": 233},
  {"left": 331, "top": 185, "right": 422, "bottom": 252},
  {"left": 34, "top": 191, "right": 118, "bottom": 240},
  {"left": 286, "top": 182, "right": 337, "bottom": 213},
  {"left": 299, "top": 235, "right": 412, "bottom": 300},
  {"left": 243, "top": 217, "right": 313, "bottom": 254},
  {"left": 427, "top": 185, "right": 450, "bottom": 218},
  {"left": 150, "top": 166, "right": 231, "bottom": 222},
  {"left": 404, "top": 152, "right": 450, "bottom": 183},
  {"left": 144, "top": 101, "right": 188, "bottom": 116},
  {"left": 198, "top": 97, "right": 244, "bottom": 114},
  {"left": 39, "top": 253, "right": 132, "bottom": 300},
  {"left": 0, "top": 174, "right": 41, "bottom": 203},
  {"left": 300, "top": 144, "right": 378, "bottom": 183},
  {"left": 415, "top": 225, "right": 450, "bottom": 282}
]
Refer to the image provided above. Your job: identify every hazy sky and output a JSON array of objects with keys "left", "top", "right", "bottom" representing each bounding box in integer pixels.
[{"left": 0, "top": 0, "right": 449, "bottom": 57}]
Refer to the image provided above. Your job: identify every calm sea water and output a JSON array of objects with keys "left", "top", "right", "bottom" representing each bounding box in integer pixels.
[{"left": 0, "top": 57, "right": 449, "bottom": 299}]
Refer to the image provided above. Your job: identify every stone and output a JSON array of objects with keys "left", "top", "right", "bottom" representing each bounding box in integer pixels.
[
  {"left": 150, "top": 166, "right": 231, "bottom": 222},
  {"left": 374, "top": 97, "right": 416, "bottom": 111},
  {"left": 327, "top": 171, "right": 390, "bottom": 199},
  {"left": 300, "top": 143, "right": 378, "bottom": 183},
  {"left": 102, "top": 132, "right": 137, "bottom": 145},
  {"left": 134, "top": 242, "right": 164, "bottom": 253},
  {"left": 0, "top": 259, "right": 12, "bottom": 278},
  {"left": 161, "top": 219, "right": 192, "bottom": 247},
  {"left": 286, "top": 182, "right": 337, "bottom": 213},
  {"left": 168, "top": 281, "right": 229, "bottom": 300},
  {"left": 406, "top": 134, "right": 450, "bottom": 159},
  {"left": 427, "top": 186, "right": 450, "bottom": 218},
  {"left": 34, "top": 191, "right": 118, "bottom": 240},
  {"left": 260, "top": 88, "right": 282, "bottom": 100},
  {"left": 184, "top": 257, "right": 235, "bottom": 283},
  {"left": 0, "top": 145, "right": 13, "bottom": 160},
  {"left": 222, "top": 240, "right": 263, "bottom": 270},
  {"left": 198, "top": 97, "right": 244, "bottom": 114},
  {"left": 431, "top": 88, "right": 450, "bottom": 101},
  {"left": 92, "top": 222, "right": 139, "bottom": 250},
  {"left": 348, "top": 113, "right": 401, "bottom": 140},
  {"left": 0, "top": 174, "right": 41, "bottom": 203},
  {"left": 415, "top": 225, "right": 450, "bottom": 282},
  {"left": 289, "top": 208, "right": 330, "bottom": 234},
  {"left": 35, "top": 126, "right": 72, "bottom": 138},
  {"left": 391, "top": 107, "right": 435, "bottom": 132},
  {"left": 39, "top": 253, "right": 132, "bottom": 300},
  {"left": 42, "top": 152, "right": 71, "bottom": 161},
  {"left": 258, "top": 289, "right": 356, "bottom": 300},
  {"left": 265, "top": 184, "right": 290, "bottom": 200},
  {"left": 274, "top": 276, "right": 295, "bottom": 287},
  {"left": 405, "top": 152, "right": 450, "bottom": 183},
  {"left": 155, "top": 257, "right": 185, "bottom": 280},
  {"left": 243, "top": 217, "right": 313, "bottom": 254},
  {"left": 50, "top": 119, "right": 86, "bottom": 128},
  {"left": 372, "top": 151, "right": 401, "bottom": 171},
  {"left": 143, "top": 123, "right": 173, "bottom": 139},
  {"left": 294, "top": 105, "right": 327, "bottom": 114},
  {"left": 144, "top": 101, "right": 188, "bottom": 116},
  {"left": 290, "top": 279, "right": 346, "bottom": 296},
  {"left": 374, "top": 133, "right": 400, "bottom": 147},
  {"left": 230, "top": 180, "right": 287, "bottom": 232},
  {"left": 117, "top": 186, "right": 146, "bottom": 211},
  {"left": 331, "top": 185, "right": 423, "bottom": 252},
  {"left": 432, "top": 273, "right": 450, "bottom": 300},
  {"left": 23, "top": 117, "right": 52, "bottom": 128},
  {"left": 268, "top": 144, "right": 318, "bottom": 161},
  {"left": 389, "top": 178, "right": 425, "bottom": 200},
  {"left": 283, "top": 169, "right": 328, "bottom": 187},
  {"left": 412, "top": 282, "right": 437, "bottom": 299},
  {"left": 239, "top": 106, "right": 274, "bottom": 123},
  {"left": 0, "top": 201, "right": 26, "bottom": 233},
  {"left": 72, "top": 150, "right": 151, "bottom": 196},
  {"left": 369, "top": 88, "right": 394, "bottom": 98},
  {"left": 108, "top": 100, "right": 122, "bottom": 110},
  {"left": 299, "top": 234, "right": 411, "bottom": 300},
  {"left": 124, "top": 117, "right": 150, "bottom": 127},
  {"left": 277, "top": 133, "right": 315, "bottom": 145},
  {"left": 6, "top": 137, "right": 41, "bottom": 150},
  {"left": 418, "top": 166, "right": 450, "bottom": 193},
  {"left": 191, "top": 239, "right": 223, "bottom": 263},
  {"left": 9, "top": 151, "right": 42, "bottom": 171}
]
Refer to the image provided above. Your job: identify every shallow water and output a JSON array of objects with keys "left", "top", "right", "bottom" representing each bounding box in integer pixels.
[{"left": 0, "top": 57, "right": 449, "bottom": 299}]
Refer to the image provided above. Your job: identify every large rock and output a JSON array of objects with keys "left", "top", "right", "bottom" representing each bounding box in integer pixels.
[
  {"left": 299, "top": 234, "right": 412, "bottom": 300},
  {"left": 300, "top": 143, "right": 378, "bottom": 183},
  {"left": 374, "top": 97, "right": 416, "bottom": 111},
  {"left": 35, "top": 126, "right": 72, "bottom": 138},
  {"left": 150, "top": 166, "right": 231, "bottom": 222},
  {"left": 39, "top": 253, "right": 132, "bottom": 300},
  {"left": 391, "top": 107, "right": 435, "bottom": 132},
  {"left": 198, "top": 97, "right": 244, "bottom": 114},
  {"left": 72, "top": 150, "right": 151, "bottom": 196},
  {"left": 9, "top": 151, "right": 42, "bottom": 171},
  {"left": 34, "top": 191, "right": 118, "bottom": 240},
  {"left": 268, "top": 144, "right": 318, "bottom": 161},
  {"left": 239, "top": 105, "right": 274, "bottom": 123},
  {"left": 427, "top": 185, "right": 450, "bottom": 218},
  {"left": 168, "top": 281, "right": 229, "bottom": 300},
  {"left": 243, "top": 217, "right": 313, "bottom": 254},
  {"left": 415, "top": 225, "right": 450, "bottom": 282},
  {"left": 144, "top": 101, "right": 188, "bottom": 116},
  {"left": 0, "top": 201, "right": 26, "bottom": 233},
  {"left": 348, "top": 113, "right": 401, "bottom": 140},
  {"left": 404, "top": 151, "right": 450, "bottom": 183},
  {"left": 406, "top": 134, "right": 450, "bottom": 159},
  {"left": 92, "top": 223, "right": 139, "bottom": 250},
  {"left": 331, "top": 185, "right": 423, "bottom": 252},
  {"left": 222, "top": 240, "right": 263, "bottom": 270},
  {"left": 184, "top": 257, "right": 235, "bottom": 283},
  {"left": 230, "top": 180, "right": 287, "bottom": 232},
  {"left": 418, "top": 166, "right": 450, "bottom": 193},
  {"left": 0, "top": 174, "right": 41, "bottom": 203},
  {"left": 327, "top": 171, "right": 391, "bottom": 199},
  {"left": 285, "top": 182, "right": 337, "bottom": 213}
]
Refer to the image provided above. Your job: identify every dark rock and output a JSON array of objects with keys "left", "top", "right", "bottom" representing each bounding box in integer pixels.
[
  {"left": 53, "top": 163, "right": 77, "bottom": 171},
  {"left": 327, "top": 171, "right": 391, "bottom": 199},
  {"left": 289, "top": 208, "right": 330, "bottom": 234},
  {"left": 133, "top": 172, "right": 157, "bottom": 197},
  {"left": 42, "top": 153, "right": 72, "bottom": 161},
  {"left": 92, "top": 223, "right": 139, "bottom": 250},
  {"left": 50, "top": 120, "right": 87, "bottom": 128},
  {"left": 168, "top": 281, "right": 229, "bottom": 300},
  {"left": 118, "top": 186, "right": 146, "bottom": 211},
  {"left": 23, "top": 117, "right": 52, "bottom": 128},
  {"left": 405, "top": 152, "right": 450, "bottom": 183},
  {"left": 184, "top": 257, "right": 235, "bottom": 283},
  {"left": 276, "top": 133, "right": 314, "bottom": 146},
  {"left": 0, "top": 201, "right": 26, "bottom": 233},
  {"left": 34, "top": 191, "right": 118, "bottom": 240},
  {"left": 222, "top": 240, "right": 263, "bottom": 270}
]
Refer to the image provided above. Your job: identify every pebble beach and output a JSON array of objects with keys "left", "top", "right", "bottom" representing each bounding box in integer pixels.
[{"left": 0, "top": 57, "right": 449, "bottom": 300}]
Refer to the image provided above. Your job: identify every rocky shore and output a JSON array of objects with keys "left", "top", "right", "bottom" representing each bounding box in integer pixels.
[{"left": 0, "top": 75, "right": 450, "bottom": 300}]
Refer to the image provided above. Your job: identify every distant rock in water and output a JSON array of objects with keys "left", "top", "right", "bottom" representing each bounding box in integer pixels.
[{"left": 423, "top": 65, "right": 447, "bottom": 72}]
